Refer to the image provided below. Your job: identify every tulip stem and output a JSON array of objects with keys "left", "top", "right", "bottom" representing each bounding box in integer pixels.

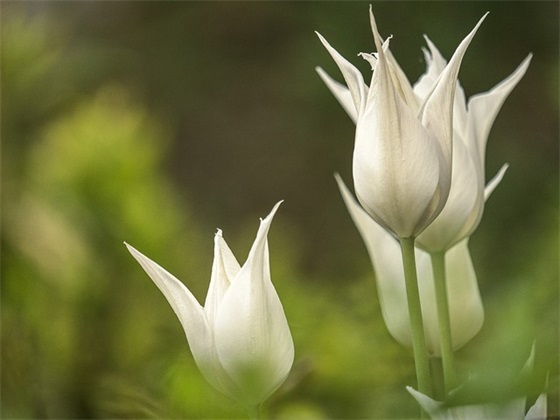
[
  {"left": 430, "top": 251, "right": 457, "bottom": 394},
  {"left": 399, "top": 237, "right": 432, "bottom": 399}
]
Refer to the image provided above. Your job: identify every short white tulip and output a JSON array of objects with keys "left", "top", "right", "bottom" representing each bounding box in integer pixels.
[{"left": 126, "top": 201, "right": 294, "bottom": 407}]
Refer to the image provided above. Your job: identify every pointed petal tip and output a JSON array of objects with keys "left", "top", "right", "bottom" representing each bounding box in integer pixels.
[
  {"left": 259, "top": 200, "right": 283, "bottom": 224},
  {"left": 484, "top": 163, "right": 509, "bottom": 201},
  {"left": 315, "top": 66, "right": 330, "bottom": 81},
  {"left": 315, "top": 32, "right": 336, "bottom": 55},
  {"left": 125, "top": 242, "right": 139, "bottom": 255},
  {"left": 477, "top": 11, "right": 489, "bottom": 27},
  {"left": 368, "top": 6, "right": 384, "bottom": 51},
  {"left": 334, "top": 172, "right": 347, "bottom": 188},
  {"left": 315, "top": 31, "right": 328, "bottom": 45},
  {"left": 518, "top": 52, "right": 533, "bottom": 72},
  {"left": 269, "top": 199, "right": 284, "bottom": 216}
]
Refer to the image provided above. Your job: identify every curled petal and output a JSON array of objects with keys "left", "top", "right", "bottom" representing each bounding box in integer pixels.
[
  {"left": 315, "top": 66, "right": 358, "bottom": 123},
  {"left": 316, "top": 32, "right": 367, "bottom": 115},
  {"left": 468, "top": 54, "right": 532, "bottom": 167},
  {"left": 483, "top": 163, "right": 509, "bottom": 202}
]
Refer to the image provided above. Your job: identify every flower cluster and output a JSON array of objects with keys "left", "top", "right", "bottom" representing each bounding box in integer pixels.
[
  {"left": 125, "top": 6, "right": 544, "bottom": 419},
  {"left": 317, "top": 7, "right": 531, "bottom": 355}
]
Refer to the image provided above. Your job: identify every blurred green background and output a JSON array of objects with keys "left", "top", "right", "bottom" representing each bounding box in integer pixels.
[{"left": 2, "top": 1, "right": 558, "bottom": 418}]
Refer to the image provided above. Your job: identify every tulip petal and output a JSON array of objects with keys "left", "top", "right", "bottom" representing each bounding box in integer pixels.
[
  {"left": 214, "top": 202, "right": 294, "bottom": 406},
  {"left": 417, "top": 139, "right": 482, "bottom": 252},
  {"left": 483, "top": 163, "right": 509, "bottom": 201},
  {"left": 364, "top": 9, "right": 419, "bottom": 111},
  {"left": 407, "top": 386, "right": 444, "bottom": 417},
  {"left": 316, "top": 32, "right": 367, "bottom": 115},
  {"left": 468, "top": 54, "right": 532, "bottom": 167},
  {"left": 525, "top": 392, "right": 547, "bottom": 419},
  {"left": 420, "top": 14, "right": 487, "bottom": 199},
  {"left": 336, "top": 174, "right": 412, "bottom": 347},
  {"left": 358, "top": 9, "right": 442, "bottom": 237},
  {"left": 444, "top": 239, "right": 484, "bottom": 350},
  {"left": 204, "top": 230, "right": 241, "bottom": 327},
  {"left": 370, "top": 34, "right": 419, "bottom": 111},
  {"left": 125, "top": 243, "right": 238, "bottom": 398},
  {"left": 417, "top": 36, "right": 470, "bottom": 136},
  {"left": 315, "top": 66, "right": 358, "bottom": 123}
]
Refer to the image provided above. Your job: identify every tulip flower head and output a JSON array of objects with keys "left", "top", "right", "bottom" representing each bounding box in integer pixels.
[
  {"left": 317, "top": 8, "right": 487, "bottom": 238},
  {"left": 318, "top": 17, "right": 531, "bottom": 250},
  {"left": 125, "top": 201, "right": 294, "bottom": 408}
]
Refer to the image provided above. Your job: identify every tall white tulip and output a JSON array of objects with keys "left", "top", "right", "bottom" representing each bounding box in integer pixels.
[
  {"left": 336, "top": 176, "right": 483, "bottom": 355},
  {"left": 125, "top": 202, "right": 294, "bottom": 409},
  {"left": 317, "top": 34, "right": 531, "bottom": 252},
  {"left": 317, "top": 8, "right": 486, "bottom": 238}
]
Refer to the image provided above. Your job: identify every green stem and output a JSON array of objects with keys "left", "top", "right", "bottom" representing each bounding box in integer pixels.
[
  {"left": 399, "top": 237, "right": 432, "bottom": 398},
  {"left": 430, "top": 251, "right": 457, "bottom": 394},
  {"left": 429, "top": 356, "right": 445, "bottom": 401}
]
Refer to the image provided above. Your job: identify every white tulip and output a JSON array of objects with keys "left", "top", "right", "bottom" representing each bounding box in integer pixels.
[
  {"left": 317, "top": 24, "right": 531, "bottom": 250},
  {"left": 125, "top": 201, "right": 294, "bottom": 408},
  {"left": 317, "top": 8, "right": 486, "bottom": 238}
]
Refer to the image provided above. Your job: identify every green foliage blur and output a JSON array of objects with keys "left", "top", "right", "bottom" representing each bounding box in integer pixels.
[{"left": 2, "top": 2, "right": 558, "bottom": 418}]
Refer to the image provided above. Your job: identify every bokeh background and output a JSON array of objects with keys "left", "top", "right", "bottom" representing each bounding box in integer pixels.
[{"left": 2, "top": 1, "right": 558, "bottom": 418}]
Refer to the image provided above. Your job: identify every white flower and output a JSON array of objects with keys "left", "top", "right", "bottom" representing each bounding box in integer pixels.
[
  {"left": 336, "top": 176, "right": 483, "bottom": 355},
  {"left": 317, "top": 8, "right": 486, "bottom": 238},
  {"left": 125, "top": 201, "right": 294, "bottom": 407},
  {"left": 317, "top": 26, "right": 531, "bottom": 251}
]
